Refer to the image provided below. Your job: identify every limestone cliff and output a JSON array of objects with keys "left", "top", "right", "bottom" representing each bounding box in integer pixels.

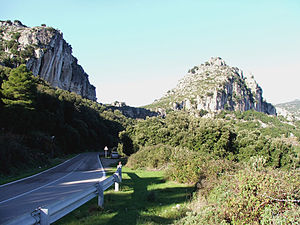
[
  {"left": 149, "top": 57, "right": 276, "bottom": 116},
  {"left": 0, "top": 20, "right": 96, "bottom": 101}
]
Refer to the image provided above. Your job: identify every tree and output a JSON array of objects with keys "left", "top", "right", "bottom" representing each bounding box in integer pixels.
[
  {"left": 1, "top": 65, "right": 36, "bottom": 108},
  {"left": 119, "top": 131, "right": 134, "bottom": 155}
]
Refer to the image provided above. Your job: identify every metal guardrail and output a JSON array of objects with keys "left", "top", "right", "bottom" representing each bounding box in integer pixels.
[{"left": 4, "top": 164, "right": 122, "bottom": 225}]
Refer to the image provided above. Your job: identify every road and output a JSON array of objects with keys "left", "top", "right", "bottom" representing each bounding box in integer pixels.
[{"left": 0, "top": 152, "right": 105, "bottom": 224}]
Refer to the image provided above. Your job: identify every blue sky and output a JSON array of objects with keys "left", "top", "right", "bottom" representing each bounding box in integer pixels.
[{"left": 1, "top": 0, "right": 300, "bottom": 106}]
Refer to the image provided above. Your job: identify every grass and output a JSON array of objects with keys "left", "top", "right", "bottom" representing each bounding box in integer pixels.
[
  {"left": 0, "top": 154, "right": 76, "bottom": 185},
  {"left": 54, "top": 167, "right": 194, "bottom": 225}
]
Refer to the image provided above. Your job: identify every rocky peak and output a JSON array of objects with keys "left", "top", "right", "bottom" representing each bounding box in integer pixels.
[
  {"left": 0, "top": 20, "right": 96, "bottom": 101},
  {"left": 148, "top": 57, "right": 276, "bottom": 116},
  {"left": 207, "top": 56, "right": 227, "bottom": 66}
]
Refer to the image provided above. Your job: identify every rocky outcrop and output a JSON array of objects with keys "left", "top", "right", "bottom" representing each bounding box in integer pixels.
[
  {"left": 150, "top": 57, "right": 276, "bottom": 115},
  {"left": 109, "top": 101, "right": 160, "bottom": 119},
  {"left": 0, "top": 20, "right": 96, "bottom": 101}
]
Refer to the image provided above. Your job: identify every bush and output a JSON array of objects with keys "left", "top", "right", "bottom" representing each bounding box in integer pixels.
[
  {"left": 177, "top": 167, "right": 300, "bottom": 224},
  {"left": 127, "top": 144, "right": 235, "bottom": 184},
  {"left": 126, "top": 144, "right": 172, "bottom": 169}
]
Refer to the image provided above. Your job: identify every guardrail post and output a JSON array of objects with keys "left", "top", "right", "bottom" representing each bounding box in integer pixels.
[
  {"left": 96, "top": 181, "right": 104, "bottom": 207},
  {"left": 115, "top": 181, "right": 119, "bottom": 192},
  {"left": 114, "top": 162, "right": 122, "bottom": 192},
  {"left": 39, "top": 207, "right": 50, "bottom": 225}
]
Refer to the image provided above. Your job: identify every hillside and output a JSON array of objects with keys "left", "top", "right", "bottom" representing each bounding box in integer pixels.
[
  {"left": 0, "top": 64, "right": 133, "bottom": 175},
  {"left": 0, "top": 20, "right": 96, "bottom": 101},
  {"left": 148, "top": 57, "right": 276, "bottom": 116},
  {"left": 276, "top": 99, "right": 300, "bottom": 120}
]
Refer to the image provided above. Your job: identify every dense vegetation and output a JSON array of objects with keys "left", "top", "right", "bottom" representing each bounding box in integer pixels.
[
  {"left": 123, "top": 111, "right": 299, "bottom": 169},
  {"left": 127, "top": 147, "right": 299, "bottom": 224},
  {"left": 125, "top": 110, "right": 299, "bottom": 223},
  {"left": 176, "top": 165, "right": 299, "bottom": 224},
  {"left": 0, "top": 64, "right": 132, "bottom": 175}
]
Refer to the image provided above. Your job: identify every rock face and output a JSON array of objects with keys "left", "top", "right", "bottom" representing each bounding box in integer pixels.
[
  {"left": 0, "top": 20, "right": 96, "bottom": 101},
  {"left": 150, "top": 57, "right": 276, "bottom": 116},
  {"left": 109, "top": 101, "right": 160, "bottom": 119}
]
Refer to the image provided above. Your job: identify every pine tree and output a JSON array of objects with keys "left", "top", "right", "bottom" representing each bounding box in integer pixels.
[{"left": 1, "top": 65, "right": 36, "bottom": 108}]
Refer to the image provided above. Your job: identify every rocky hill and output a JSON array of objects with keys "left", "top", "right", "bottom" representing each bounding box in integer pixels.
[
  {"left": 148, "top": 57, "right": 276, "bottom": 116},
  {"left": 0, "top": 20, "right": 96, "bottom": 101},
  {"left": 276, "top": 100, "right": 300, "bottom": 120}
]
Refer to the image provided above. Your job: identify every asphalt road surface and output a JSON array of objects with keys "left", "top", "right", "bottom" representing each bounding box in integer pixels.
[{"left": 0, "top": 152, "right": 105, "bottom": 224}]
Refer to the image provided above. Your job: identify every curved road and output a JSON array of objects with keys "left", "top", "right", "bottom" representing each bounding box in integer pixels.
[{"left": 0, "top": 152, "right": 105, "bottom": 224}]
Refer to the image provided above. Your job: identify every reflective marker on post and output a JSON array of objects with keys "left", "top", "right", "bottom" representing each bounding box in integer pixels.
[
  {"left": 39, "top": 208, "right": 49, "bottom": 225},
  {"left": 104, "top": 146, "right": 108, "bottom": 158}
]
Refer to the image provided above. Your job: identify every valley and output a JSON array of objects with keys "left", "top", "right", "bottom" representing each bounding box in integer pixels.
[{"left": 0, "top": 20, "right": 299, "bottom": 224}]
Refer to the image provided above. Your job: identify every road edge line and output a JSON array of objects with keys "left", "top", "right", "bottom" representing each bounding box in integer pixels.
[
  {"left": 0, "top": 157, "right": 85, "bottom": 204},
  {"left": 97, "top": 154, "right": 106, "bottom": 179},
  {"left": 0, "top": 154, "right": 81, "bottom": 188}
]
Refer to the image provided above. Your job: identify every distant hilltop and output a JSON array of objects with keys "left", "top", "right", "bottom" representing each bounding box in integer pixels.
[
  {"left": 148, "top": 57, "right": 276, "bottom": 116},
  {"left": 0, "top": 20, "right": 96, "bottom": 101},
  {"left": 276, "top": 99, "right": 300, "bottom": 120}
]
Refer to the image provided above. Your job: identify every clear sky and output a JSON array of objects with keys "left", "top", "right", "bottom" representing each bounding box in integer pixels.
[{"left": 1, "top": 0, "right": 300, "bottom": 106}]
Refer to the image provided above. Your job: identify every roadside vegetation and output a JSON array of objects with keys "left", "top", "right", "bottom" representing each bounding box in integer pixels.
[
  {"left": 121, "top": 110, "right": 299, "bottom": 224},
  {"left": 128, "top": 147, "right": 299, "bottom": 224},
  {"left": 177, "top": 165, "right": 299, "bottom": 224},
  {"left": 55, "top": 166, "right": 194, "bottom": 225}
]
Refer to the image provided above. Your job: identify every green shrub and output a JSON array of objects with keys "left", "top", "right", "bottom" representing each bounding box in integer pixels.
[
  {"left": 178, "top": 167, "right": 300, "bottom": 224},
  {"left": 127, "top": 144, "right": 235, "bottom": 184},
  {"left": 126, "top": 144, "right": 172, "bottom": 169}
]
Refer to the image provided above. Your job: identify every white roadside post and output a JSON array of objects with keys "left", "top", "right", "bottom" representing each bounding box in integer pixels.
[
  {"left": 114, "top": 162, "right": 122, "bottom": 192},
  {"left": 39, "top": 207, "right": 50, "bottom": 225},
  {"left": 104, "top": 146, "right": 108, "bottom": 158}
]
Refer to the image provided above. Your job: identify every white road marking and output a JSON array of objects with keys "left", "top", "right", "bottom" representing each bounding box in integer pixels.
[
  {"left": 97, "top": 153, "right": 106, "bottom": 178},
  {"left": 0, "top": 154, "right": 81, "bottom": 188},
  {"left": 62, "top": 178, "right": 101, "bottom": 185},
  {"left": 0, "top": 157, "right": 85, "bottom": 205}
]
